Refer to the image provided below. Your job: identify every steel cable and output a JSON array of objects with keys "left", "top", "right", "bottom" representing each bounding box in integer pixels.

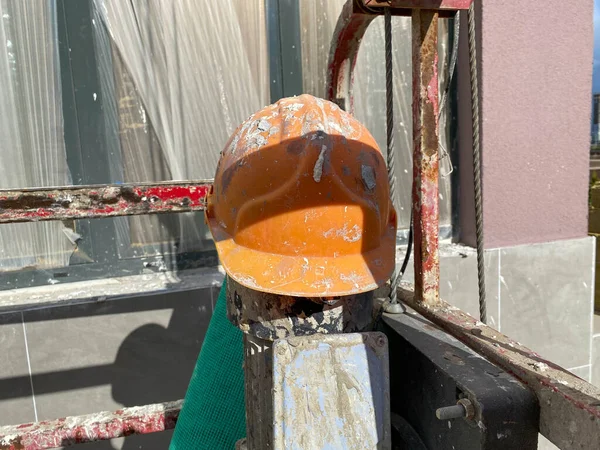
[
  {"left": 384, "top": 8, "right": 404, "bottom": 312},
  {"left": 467, "top": 2, "right": 487, "bottom": 324}
]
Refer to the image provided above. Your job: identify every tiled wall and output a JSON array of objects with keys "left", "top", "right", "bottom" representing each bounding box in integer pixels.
[
  {"left": 402, "top": 236, "right": 596, "bottom": 381},
  {"left": 0, "top": 287, "right": 218, "bottom": 449}
]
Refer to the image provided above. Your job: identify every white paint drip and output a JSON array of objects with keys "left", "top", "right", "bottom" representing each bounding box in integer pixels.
[
  {"left": 257, "top": 119, "right": 271, "bottom": 132},
  {"left": 313, "top": 145, "right": 328, "bottom": 183},
  {"left": 312, "top": 278, "right": 333, "bottom": 291},
  {"left": 21, "top": 313, "right": 38, "bottom": 421},
  {"left": 327, "top": 119, "right": 343, "bottom": 134},
  {"left": 530, "top": 362, "right": 549, "bottom": 372},
  {"left": 285, "top": 103, "right": 304, "bottom": 112},
  {"left": 234, "top": 274, "right": 258, "bottom": 288},
  {"left": 343, "top": 225, "right": 362, "bottom": 243},
  {"left": 323, "top": 224, "right": 362, "bottom": 243},
  {"left": 340, "top": 272, "right": 364, "bottom": 289}
]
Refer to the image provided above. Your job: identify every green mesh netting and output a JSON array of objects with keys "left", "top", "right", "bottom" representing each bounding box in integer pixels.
[{"left": 170, "top": 279, "right": 246, "bottom": 449}]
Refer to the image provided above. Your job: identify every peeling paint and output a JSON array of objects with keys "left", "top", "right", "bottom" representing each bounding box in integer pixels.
[
  {"left": 0, "top": 400, "right": 182, "bottom": 449},
  {"left": 361, "top": 165, "right": 376, "bottom": 191},
  {"left": 226, "top": 278, "right": 374, "bottom": 340},
  {"left": 313, "top": 145, "right": 328, "bottom": 183},
  {"left": 234, "top": 274, "right": 258, "bottom": 289},
  {"left": 323, "top": 223, "right": 362, "bottom": 243},
  {"left": 285, "top": 103, "right": 304, "bottom": 112},
  {"left": 272, "top": 333, "right": 390, "bottom": 449},
  {"left": 257, "top": 119, "right": 271, "bottom": 132}
]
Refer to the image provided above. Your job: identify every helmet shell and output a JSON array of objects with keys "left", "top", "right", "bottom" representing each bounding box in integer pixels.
[{"left": 206, "top": 94, "right": 397, "bottom": 297}]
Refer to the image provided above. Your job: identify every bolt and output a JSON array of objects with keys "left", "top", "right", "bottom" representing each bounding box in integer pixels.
[
  {"left": 384, "top": 301, "right": 405, "bottom": 314},
  {"left": 376, "top": 335, "right": 387, "bottom": 347},
  {"left": 435, "top": 404, "right": 466, "bottom": 420},
  {"left": 436, "top": 399, "right": 475, "bottom": 421}
]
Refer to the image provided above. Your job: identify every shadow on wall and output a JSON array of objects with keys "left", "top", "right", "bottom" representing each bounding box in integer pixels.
[
  {"left": 69, "top": 289, "right": 213, "bottom": 450},
  {"left": 81, "top": 291, "right": 212, "bottom": 450},
  {"left": 103, "top": 302, "right": 208, "bottom": 449}
]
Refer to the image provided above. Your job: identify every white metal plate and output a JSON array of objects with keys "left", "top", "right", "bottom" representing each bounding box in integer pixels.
[{"left": 272, "top": 332, "right": 391, "bottom": 450}]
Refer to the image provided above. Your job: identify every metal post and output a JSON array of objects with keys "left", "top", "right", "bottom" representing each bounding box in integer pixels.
[
  {"left": 411, "top": 9, "right": 440, "bottom": 305},
  {"left": 225, "top": 277, "right": 390, "bottom": 449}
]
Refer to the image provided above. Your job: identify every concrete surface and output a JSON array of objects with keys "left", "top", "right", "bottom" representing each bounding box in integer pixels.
[
  {"left": 0, "top": 267, "right": 224, "bottom": 313},
  {"left": 0, "top": 313, "right": 35, "bottom": 425}
]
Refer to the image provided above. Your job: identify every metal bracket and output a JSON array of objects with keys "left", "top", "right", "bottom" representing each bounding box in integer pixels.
[{"left": 272, "top": 333, "right": 391, "bottom": 449}]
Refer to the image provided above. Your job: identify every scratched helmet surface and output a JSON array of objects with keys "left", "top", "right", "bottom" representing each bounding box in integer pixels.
[{"left": 206, "top": 94, "right": 397, "bottom": 297}]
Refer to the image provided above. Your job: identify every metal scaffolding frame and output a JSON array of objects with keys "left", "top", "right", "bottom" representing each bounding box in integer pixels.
[{"left": 1, "top": 1, "right": 600, "bottom": 449}]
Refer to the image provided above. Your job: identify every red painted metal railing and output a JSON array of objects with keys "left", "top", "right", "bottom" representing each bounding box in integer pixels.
[
  {"left": 327, "top": 0, "right": 444, "bottom": 306},
  {"left": 0, "top": 182, "right": 208, "bottom": 448},
  {"left": 0, "top": 401, "right": 182, "bottom": 450},
  {"left": 0, "top": 182, "right": 211, "bottom": 224}
]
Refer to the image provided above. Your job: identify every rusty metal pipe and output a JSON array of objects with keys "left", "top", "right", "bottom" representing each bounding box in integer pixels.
[
  {"left": 411, "top": 9, "right": 441, "bottom": 305},
  {"left": 361, "top": 0, "right": 472, "bottom": 10}
]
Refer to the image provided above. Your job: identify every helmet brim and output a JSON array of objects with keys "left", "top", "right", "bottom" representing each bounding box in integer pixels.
[{"left": 208, "top": 217, "right": 397, "bottom": 297}]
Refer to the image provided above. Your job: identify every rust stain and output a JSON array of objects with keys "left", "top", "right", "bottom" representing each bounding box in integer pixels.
[
  {"left": 361, "top": 0, "right": 472, "bottom": 10},
  {"left": 326, "top": 1, "right": 376, "bottom": 113},
  {"left": 412, "top": 9, "right": 440, "bottom": 306}
]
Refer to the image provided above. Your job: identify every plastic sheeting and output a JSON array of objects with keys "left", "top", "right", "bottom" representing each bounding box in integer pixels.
[
  {"left": 300, "top": 0, "right": 453, "bottom": 229},
  {"left": 92, "top": 0, "right": 269, "bottom": 255},
  {"left": 1, "top": 0, "right": 455, "bottom": 273},
  {"left": 0, "top": 1, "right": 74, "bottom": 271}
]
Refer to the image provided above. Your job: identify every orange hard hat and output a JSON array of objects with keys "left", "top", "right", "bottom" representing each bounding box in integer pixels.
[{"left": 206, "top": 94, "right": 397, "bottom": 297}]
